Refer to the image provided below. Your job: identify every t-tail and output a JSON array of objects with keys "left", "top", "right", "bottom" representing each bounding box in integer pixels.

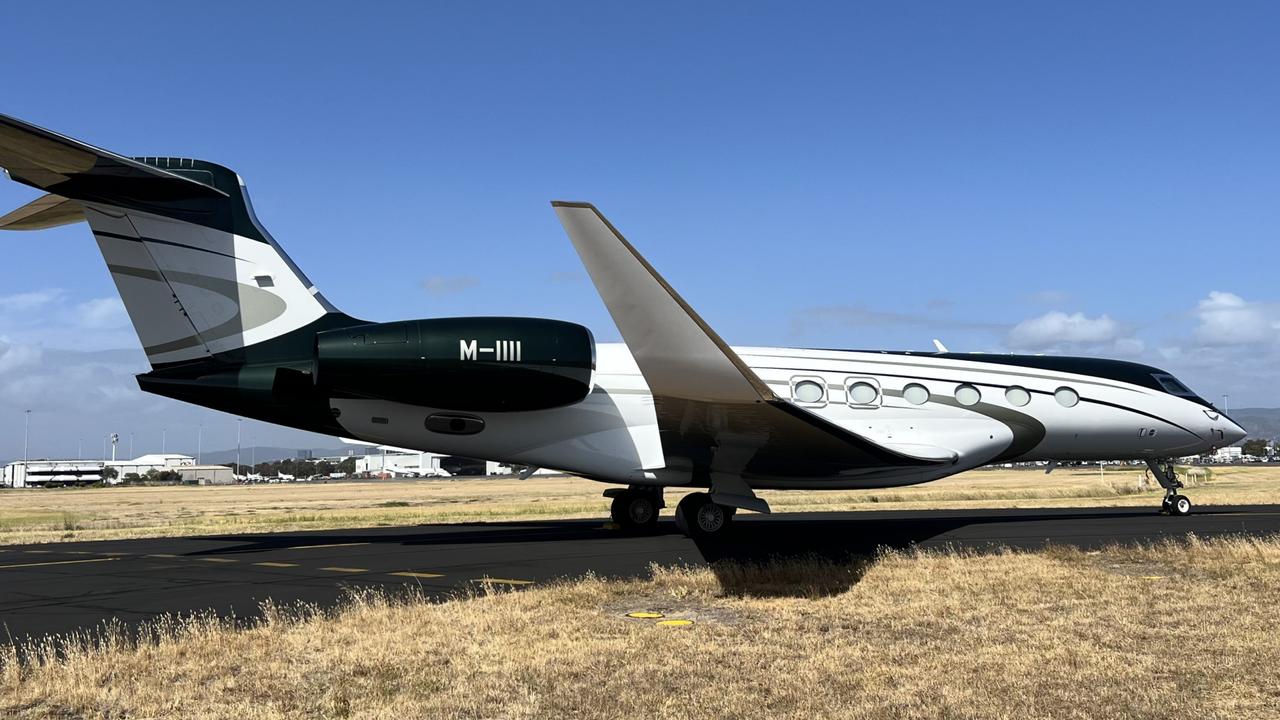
[{"left": 0, "top": 112, "right": 359, "bottom": 433}]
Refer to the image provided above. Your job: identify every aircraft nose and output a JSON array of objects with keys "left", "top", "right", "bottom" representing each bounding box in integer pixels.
[{"left": 1224, "top": 419, "right": 1248, "bottom": 445}]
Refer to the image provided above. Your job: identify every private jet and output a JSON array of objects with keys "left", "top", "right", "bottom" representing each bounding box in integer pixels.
[{"left": 0, "top": 113, "right": 1246, "bottom": 536}]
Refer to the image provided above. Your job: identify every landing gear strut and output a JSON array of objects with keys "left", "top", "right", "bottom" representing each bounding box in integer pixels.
[
  {"left": 605, "top": 486, "right": 664, "bottom": 532},
  {"left": 1146, "top": 459, "right": 1192, "bottom": 516}
]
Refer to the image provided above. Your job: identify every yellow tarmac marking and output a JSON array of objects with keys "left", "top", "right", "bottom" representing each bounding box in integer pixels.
[
  {"left": 626, "top": 612, "right": 665, "bottom": 619},
  {"left": 472, "top": 578, "right": 533, "bottom": 586},
  {"left": 657, "top": 619, "right": 694, "bottom": 627},
  {"left": 199, "top": 558, "right": 238, "bottom": 563},
  {"left": 146, "top": 554, "right": 179, "bottom": 558},
  {"left": 286, "top": 542, "right": 371, "bottom": 550},
  {"left": 391, "top": 571, "right": 444, "bottom": 579},
  {"left": 0, "top": 557, "right": 117, "bottom": 570},
  {"left": 254, "top": 562, "right": 299, "bottom": 568},
  {"left": 1141, "top": 575, "right": 1165, "bottom": 580},
  {"left": 320, "top": 566, "right": 368, "bottom": 573}
]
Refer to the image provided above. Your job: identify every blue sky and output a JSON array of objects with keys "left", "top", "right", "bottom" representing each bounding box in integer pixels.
[{"left": 2, "top": 2, "right": 1278, "bottom": 459}]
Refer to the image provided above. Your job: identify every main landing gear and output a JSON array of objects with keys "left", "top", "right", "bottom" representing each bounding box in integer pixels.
[
  {"left": 673, "top": 492, "right": 736, "bottom": 538},
  {"left": 1146, "top": 459, "right": 1192, "bottom": 517},
  {"left": 605, "top": 486, "right": 664, "bottom": 533},
  {"left": 602, "top": 487, "right": 744, "bottom": 537}
]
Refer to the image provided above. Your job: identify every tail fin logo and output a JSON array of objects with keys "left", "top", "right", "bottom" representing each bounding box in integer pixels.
[{"left": 459, "top": 339, "right": 522, "bottom": 362}]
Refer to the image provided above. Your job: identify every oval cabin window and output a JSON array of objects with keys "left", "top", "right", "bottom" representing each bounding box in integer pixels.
[
  {"left": 848, "top": 381, "right": 879, "bottom": 405},
  {"left": 955, "top": 384, "right": 981, "bottom": 406},
  {"left": 903, "top": 383, "right": 930, "bottom": 405},
  {"left": 793, "top": 380, "right": 825, "bottom": 404},
  {"left": 1005, "top": 386, "right": 1031, "bottom": 407},
  {"left": 1054, "top": 387, "right": 1080, "bottom": 408}
]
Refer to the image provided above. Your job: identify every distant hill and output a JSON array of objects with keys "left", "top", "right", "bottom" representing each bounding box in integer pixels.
[
  {"left": 1227, "top": 408, "right": 1280, "bottom": 441},
  {"left": 198, "top": 446, "right": 367, "bottom": 465}
]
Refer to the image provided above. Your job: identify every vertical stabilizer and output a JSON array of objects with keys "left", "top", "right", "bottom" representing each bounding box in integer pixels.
[{"left": 0, "top": 113, "right": 340, "bottom": 368}]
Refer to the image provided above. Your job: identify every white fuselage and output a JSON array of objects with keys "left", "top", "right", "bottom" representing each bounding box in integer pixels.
[{"left": 329, "top": 343, "right": 1244, "bottom": 490}]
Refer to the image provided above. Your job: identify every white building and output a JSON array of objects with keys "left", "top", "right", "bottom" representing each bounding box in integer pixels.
[
  {"left": 1213, "top": 446, "right": 1243, "bottom": 462},
  {"left": 3, "top": 460, "right": 104, "bottom": 488},
  {"left": 106, "top": 453, "right": 195, "bottom": 480},
  {"left": 356, "top": 450, "right": 450, "bottom": 477},
  {"left": 177, "top": 465, "right": 235, "bottom": 485}
]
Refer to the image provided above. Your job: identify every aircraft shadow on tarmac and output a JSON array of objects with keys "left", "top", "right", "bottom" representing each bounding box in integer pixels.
[{"left": 188, "top": 507, "right": 1197, "bottom": 598}]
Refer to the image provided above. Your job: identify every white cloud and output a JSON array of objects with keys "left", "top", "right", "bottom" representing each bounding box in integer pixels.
[
  {"left": 0, "top": 289, "right": 65, "bottom": 315},
  {"left": 1006, "top": 311, "right": 1120, "bottom": 350},
  {"left": 0, "top": 337, "right": 42, "bottom": 375},
  {"left": 76, "top": 297, "right": 129, "bottom": 328},
  {"left": 422, "top": 275, "right": 480, "bottom": 297},
  {"left": 1193, "top": 291, "right": 1279, "bottom": 345}
]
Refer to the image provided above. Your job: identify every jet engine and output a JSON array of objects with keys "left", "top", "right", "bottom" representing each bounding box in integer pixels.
[{"left": 314, "top": 318, "right": 594, "bottom": 412}]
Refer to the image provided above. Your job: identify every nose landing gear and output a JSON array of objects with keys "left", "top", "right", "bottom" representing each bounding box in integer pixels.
[{"left": 1147, "top": 460, "right": 1192, "bottom": 516}]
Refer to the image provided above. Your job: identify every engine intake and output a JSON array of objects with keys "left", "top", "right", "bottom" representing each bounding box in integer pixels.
[{"left": 315, "top": 318, "right": 594, "bottom": 412}]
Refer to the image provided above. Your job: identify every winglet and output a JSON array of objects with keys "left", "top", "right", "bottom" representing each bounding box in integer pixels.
[{"left": 552, "top": 201, "right": 776, "bottom": 404}]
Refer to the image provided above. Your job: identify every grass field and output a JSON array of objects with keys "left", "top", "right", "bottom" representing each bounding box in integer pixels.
[
  {"left": 3, "top": 536, "right": 1278, "bottom": 719},
  {"left": 1, "top": 465, "right": 1277, "bottom": 546}
]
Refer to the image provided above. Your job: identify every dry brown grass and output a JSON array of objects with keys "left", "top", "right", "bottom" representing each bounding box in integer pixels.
[
  {"left": 3, "top": 535, "right": 1279, "bottom": 719},
  {"left": 1, "top": 465, "right": 1276, "bottom": 546}
]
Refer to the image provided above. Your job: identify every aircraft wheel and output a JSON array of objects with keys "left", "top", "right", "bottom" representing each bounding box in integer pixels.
[
  {"left": 675, "top": 492, "right": 732, "bottom": 538},
  {"left": 610, "top": 490, "right": 659, "bottom": 532},
  {"left": 1168, "top": 494, "right": 1192, "bottom": 517}
]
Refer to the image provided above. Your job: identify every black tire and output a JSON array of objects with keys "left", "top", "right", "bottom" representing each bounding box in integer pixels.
[
  {"left": 610, "top": 491, "right": 659, "bottom": 532},
  {"left": 675, "top": 492, "right": 732, "bottom": 538},
  {"left": 1168, "top": 494, "right": 1192, "bottom": 517}
]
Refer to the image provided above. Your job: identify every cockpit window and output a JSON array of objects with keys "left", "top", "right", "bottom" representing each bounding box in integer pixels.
[{"left": 1152, "top": 373, "right": 1195, "bottom": 397}]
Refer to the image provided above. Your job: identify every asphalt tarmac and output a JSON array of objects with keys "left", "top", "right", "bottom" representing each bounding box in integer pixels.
[{"left": 3, "top": 504, "right": 1279, "bottom": 645}]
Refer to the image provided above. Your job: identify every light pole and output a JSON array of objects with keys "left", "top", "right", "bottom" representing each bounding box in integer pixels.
[
  {"left": 236, "top": 419, "right": 243, "bottom": 477},
  {"left": 197, "top": 424, "right": 203, "bottom": 465},
  {"left": 162, "top": 427, "right": 167, "bottom": 454},
  {"left": 129, "top": 433, "right": 134, "bottom": 459}
]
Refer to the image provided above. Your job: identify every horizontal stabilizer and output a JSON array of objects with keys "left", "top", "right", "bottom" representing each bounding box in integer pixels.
[
  {"left": 0, "top": 112, "right": 226, "bottom": 200},
  {"left": 0, "top": 193, "right": 83, "bottom": 230}
]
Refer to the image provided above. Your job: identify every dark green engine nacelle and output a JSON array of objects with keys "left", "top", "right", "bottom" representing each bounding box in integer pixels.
[{"left": 314, "top": 317, "right": 595, "bottom": 412}]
